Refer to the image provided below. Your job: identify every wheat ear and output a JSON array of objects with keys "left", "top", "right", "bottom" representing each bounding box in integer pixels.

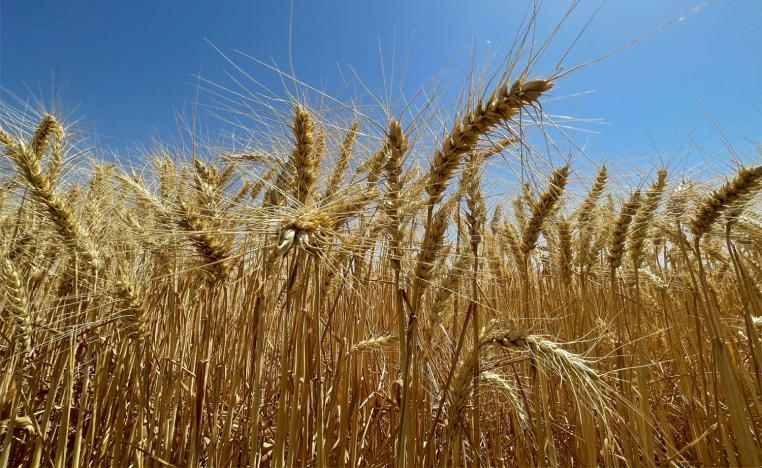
[
  {"left": 629, "top": 169, "right": 667, "bottom": 268},
  {"left": 426, "top": 78, "right": 553, "bottom": 206},
  {"left": 1, "top": 120, "right": 101, "bottom": 271},
  {"left": 324, "top": 121, "right": 359, "bottom": 200},
  {"left": 521, "top": 164, "right": 570, "bottom": 258},
  {"left": 557, "top": 217, "right": 573, "bottom": 281},
  {"left": 382, "top": 120, "right": 408, "bottom": 269},
  {"left": 431, "top": 255, "right": 471, "bottom": 326},
  {"left": 413, "top": 195, "right": 459, "bottom": 293},
  {"left": 608, "top": 190, "right": 642, "bottom": 270},
  {"left": 350, "top": 335, "right": 398, "bottom": 353},
  {"left": 29, "top": 114, "right": 62, "bottom": 161},
  {"left": 690, "top": 166, "right": 762, "bottom": 239},
  {"left": 114, "top": 275, "right": 148, "bottom": 341},
  {"left": 1, "top": 258, "right": 31, "bottom": 355},
  {"left": 479, "top": 370, "right": 528, "bottom": 426},
  {"left": 177, "top": 199, "right": 232, "bottom": 283},
  {"left": 482, "top": 329, "right": 600, "bottom": 382},
  {"left": 290, "top": 105, "right": 317, "bottom": 205}
]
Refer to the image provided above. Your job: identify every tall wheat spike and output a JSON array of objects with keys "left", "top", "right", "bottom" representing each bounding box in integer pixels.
[
  {"left": 290, "top": 105, "right": 317, "bottom": 205},
  {"left": 690, "top": 165, "right": 762, "bottom": 239},
  {"left": 425, "top": 79, "right": 552, "bottom": 206}
]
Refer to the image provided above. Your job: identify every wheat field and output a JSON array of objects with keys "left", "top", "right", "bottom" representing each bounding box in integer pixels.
[{"left": 0, "top": 24, "right": 761, "bottom": 468}]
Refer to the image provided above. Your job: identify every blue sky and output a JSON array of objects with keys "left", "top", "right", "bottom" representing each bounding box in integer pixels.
[{"left": 1, "top": 0, "right": 760, "bottom": 170}]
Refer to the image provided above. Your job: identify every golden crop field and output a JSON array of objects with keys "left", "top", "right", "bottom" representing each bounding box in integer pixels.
[{"left": 0, "top": 8, "right": 761, "bottom": 467}]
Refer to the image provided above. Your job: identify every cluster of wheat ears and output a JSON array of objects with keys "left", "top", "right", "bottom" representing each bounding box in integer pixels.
[{"left": 0, "top": 49, "right": 761, "bottom": 467}]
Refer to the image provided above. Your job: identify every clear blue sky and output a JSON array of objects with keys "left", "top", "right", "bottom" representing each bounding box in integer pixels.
[{"left": 1, "top": 0, "right": 760, "bottom": 167}]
